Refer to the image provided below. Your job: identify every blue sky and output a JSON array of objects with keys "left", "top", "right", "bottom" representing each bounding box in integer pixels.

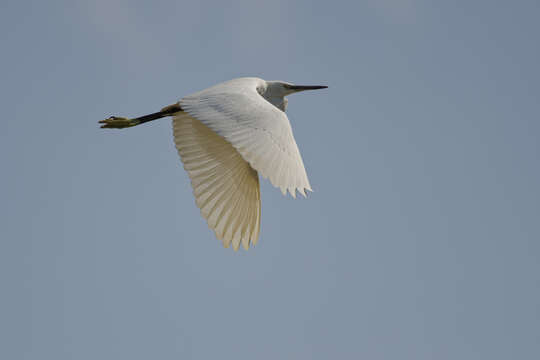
[{"left": 1, "top": 1, "right": 539, "bottom": 359}]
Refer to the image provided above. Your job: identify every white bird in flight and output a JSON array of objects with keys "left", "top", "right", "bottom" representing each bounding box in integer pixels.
[{"left": 100, "top": 77, "right": 327, "bottom": 250}]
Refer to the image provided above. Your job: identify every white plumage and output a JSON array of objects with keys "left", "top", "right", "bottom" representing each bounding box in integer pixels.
[
  {"left": 100, "top": 77, "right": 327, "bottom": 250},
  {"left": 179, "top": 78, "right": 312, "bottom": 198},
  {"left": 172, "top": 111, "right": 261, "bottom": 250}
]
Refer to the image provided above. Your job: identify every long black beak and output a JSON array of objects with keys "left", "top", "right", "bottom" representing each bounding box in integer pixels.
[{"left": 289, "top": 85, "right": 328, "bottom": 91}]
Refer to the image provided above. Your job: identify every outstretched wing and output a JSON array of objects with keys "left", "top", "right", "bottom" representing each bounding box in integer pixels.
[
  {"left": 173, "top": 112, "right": 261, "bottom": 250},
  {"left": 179, "top": 77, "right": 311, "bottom": 197}
]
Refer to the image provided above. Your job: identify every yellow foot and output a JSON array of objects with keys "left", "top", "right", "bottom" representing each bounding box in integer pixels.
[{"left": 99, "top": 116, "right": 139, "bottom": 129}]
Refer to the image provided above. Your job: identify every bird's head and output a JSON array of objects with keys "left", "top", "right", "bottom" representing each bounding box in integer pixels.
[
  {"left": 265, "top": 81, "right": 328, "bottom": 97},
  {"left": 262, "top": 81, "right": 327, "bottom": 111}
]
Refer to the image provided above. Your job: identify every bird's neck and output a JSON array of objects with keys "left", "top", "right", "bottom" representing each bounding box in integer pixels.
[{"left": 263, "top": 95, "right": 287, "bottom": 112}]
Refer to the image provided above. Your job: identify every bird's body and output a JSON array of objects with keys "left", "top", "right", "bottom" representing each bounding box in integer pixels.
[{"left": 100, "top": 77, "right": 327, "bottom": 250}]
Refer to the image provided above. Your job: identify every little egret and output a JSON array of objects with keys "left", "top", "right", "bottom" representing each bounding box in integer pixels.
[{"left": 99, "top": 77, "right": 327, "bottom": 250}]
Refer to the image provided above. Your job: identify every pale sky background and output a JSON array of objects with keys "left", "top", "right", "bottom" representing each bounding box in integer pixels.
[{"left": 1, "top": 1, "right": 539, "bottom": 359}]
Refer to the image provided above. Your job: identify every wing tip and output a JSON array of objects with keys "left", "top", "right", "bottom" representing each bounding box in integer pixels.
[{"left": 280, "top": 186, "right": 313, "bottom": 199}]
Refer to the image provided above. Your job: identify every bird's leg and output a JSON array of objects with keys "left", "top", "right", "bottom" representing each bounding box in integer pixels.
[{"left": 99, "top": 103, "right": 183, "bottom": 129}]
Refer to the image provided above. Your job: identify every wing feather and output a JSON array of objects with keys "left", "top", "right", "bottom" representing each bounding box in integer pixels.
[{"left": 172, "top": 113, "right": 261, "bottom": 250}]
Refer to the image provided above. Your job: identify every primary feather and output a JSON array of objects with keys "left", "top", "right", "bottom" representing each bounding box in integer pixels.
[{"left": 173, "top": 112, "right": 261, "bottom": 250}]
